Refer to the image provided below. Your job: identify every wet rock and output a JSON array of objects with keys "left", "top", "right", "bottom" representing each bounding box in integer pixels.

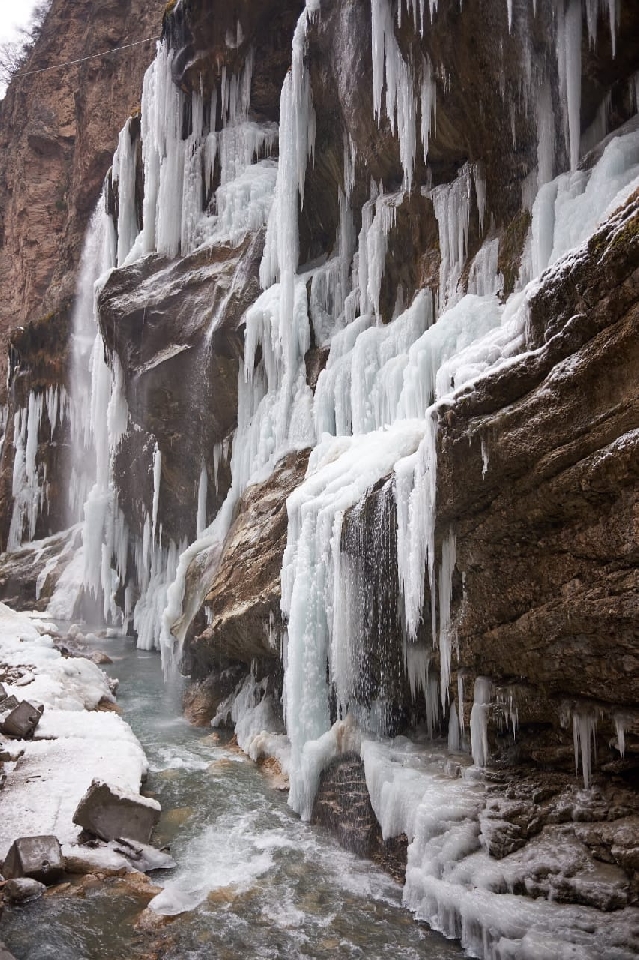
[
  {"left": 183, "top": 666, "right": 246, "bottom": 727},
  {"left": 3, "top": 836, "right": 64, "bottom": 885},
  {"left": 186, "top": 450, "right": 311, "bottom": 675},
  {"left": 3, "top": 878, "right": 46, "bottom": 903},
  {"left": 0, "top": 701, "right": 42, "bottom": 739},
  {"left": 0, "top": 529, "right": 79, "bottom": 611},
  {"left": 90, "top": 651, "right": 113, "bottom": 665},
  {"left": 311, "top": 753, "right": 408, "bottom": 883},
  {"left": 73, "top": 780, "right": 161, "bottom": 845}
]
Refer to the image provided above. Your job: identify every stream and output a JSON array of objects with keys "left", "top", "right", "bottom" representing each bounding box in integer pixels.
[{"left": 1, "top": 636, "right": 463, "bottom": 959}]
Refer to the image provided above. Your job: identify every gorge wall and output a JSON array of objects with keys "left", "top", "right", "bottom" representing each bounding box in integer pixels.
[
  {"left": 0, "top": 0, "right": 638, "bottom": 955},
  {"left": 0, "top": 0, "right": 164, "bottom": 545}
]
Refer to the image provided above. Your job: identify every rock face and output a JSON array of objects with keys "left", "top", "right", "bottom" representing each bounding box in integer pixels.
[
  {"left": 186, "top": 450, "right": 311, "bottom": 677},
  {"left": 0, "top": 0, "right": 164, "bottom": 547},
  {"left": 434, "top": 189, "right": 639, "bottom": 771},
  {"left": 0, "top": 0, "right": 638, "bottom": 949}
]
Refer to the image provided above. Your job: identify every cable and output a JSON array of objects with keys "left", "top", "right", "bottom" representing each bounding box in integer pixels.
[{"left": 11, "top": 35, "right": 162, "bottom": 80}]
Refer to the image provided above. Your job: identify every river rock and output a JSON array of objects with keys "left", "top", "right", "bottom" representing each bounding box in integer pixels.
[
  {"left": 0, "top": 701, "right": 42, "bottom": 739},
  {"left": 90, "top": 651, "right": 113, "bottom": 665},
  {"left": 3, "top": 836, "right": 64, "bottom": 884},
  {"left": 3, "top": 878, "right": 46, "bottom": 903},
  {"left": 73, "top": 780, "right": 161, "bottom": 844}
]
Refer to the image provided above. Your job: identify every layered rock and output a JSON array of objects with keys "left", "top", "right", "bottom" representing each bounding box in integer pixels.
[{"left": 0, "top": 0, "right": 165, "bottom": 547}]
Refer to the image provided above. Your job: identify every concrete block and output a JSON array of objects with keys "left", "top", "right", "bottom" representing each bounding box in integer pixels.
[
  {"left": 72, "top": 780, "right": 161, "bottom": 844},
  {"left": 3, "top": 835, "right": 64, "bottom": 884},
  {"left": 0, "top": 701, "right": 41, "bottom": 739}
]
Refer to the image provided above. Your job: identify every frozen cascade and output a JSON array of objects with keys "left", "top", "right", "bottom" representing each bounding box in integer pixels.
[
  {"left": 160, "top": 65, "right": 321, "bottom": 663},
  {"left": 281, "top": 423, "right": 426, "bottom": 817},
  {"left": 8, "top": 392, "right": 46, "bottom": 551},
  {"left": 531, "top": 128, "right": 639, "bottom": 278}
]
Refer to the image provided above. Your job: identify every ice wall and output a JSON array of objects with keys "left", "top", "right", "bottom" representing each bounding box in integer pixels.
[{"left": 29, "top": 0, "right": 636, "bottom": 833}]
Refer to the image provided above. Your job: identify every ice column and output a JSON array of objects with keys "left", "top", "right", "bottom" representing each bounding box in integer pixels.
[
  {"left": 470, "top": 677, "right": 492, "bottom": 767},
  {"left": 573, "top": 709, "right": 597, "bottom": 788}
]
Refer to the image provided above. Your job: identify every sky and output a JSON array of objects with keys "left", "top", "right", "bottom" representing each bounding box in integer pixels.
[
  {"left": 0, "top": 0, "right": 41, "bottom": 44},
  {"left": 0, "top": 0, "right": 44, "bottom": 96}
]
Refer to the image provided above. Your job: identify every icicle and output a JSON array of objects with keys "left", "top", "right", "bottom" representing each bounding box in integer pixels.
[
  {"left": 573, "top": 710, "right": 597, "bottom": 788},
  {"left": 151, "top": 442, "right": 161, "bottom": 546},
  {"left": 420, "top": 55, "right": 436, "bottom": 160},
  {"left": 614, "top": 714, "right": 627, "bottom": 758},
  {"left": 467, "top": 238, "right": 502, "bottom": 297},
  {"left": 430, "top": 163, "right": 472, "bottom": 308},
  {"left": 536, "top": 79, "right": 555, "bottom": 191},
  {"left": 437, "top": 528, "right": 456, "bottom": 707},
  {"left": 8, "top": 392, "right": 46, "bottom": 550},
  {"left": 370, "top": 0, "right": 423, "bottom": 189},
  {"left": 448, "top": 700, "right": 460, "bottom": 751},
  {"left": 481, "top": 437, "right": 489, "bottom": 478},
  {"left": 196, "top": 465, "right": 208, "bottom": 537},
  {"left": 470, "top": 677, "right": 491, "bottom": 767},
  {"left": 395, "top": 412, "right": 438, "bottom": 641},
  {"left": 458, "top": 674, "right": 465, "bottom": 732},
  {"left": 557, "top": 0, "right": 582, "bottom": 172},
  {"left": 112, "top": 118, "right": 139, "bottom": 266}
]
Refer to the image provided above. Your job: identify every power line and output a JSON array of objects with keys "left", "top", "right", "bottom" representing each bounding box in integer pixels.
[{"left": 11, "top": 35, "right": 162, "bottom": 80}]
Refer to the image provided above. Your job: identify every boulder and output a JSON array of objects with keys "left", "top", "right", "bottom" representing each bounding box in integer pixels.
[
  {"left": 3, "top": 836, "right": 64, "bottom": 885},
  {"left": 0, "top": 697, "right": 19, "bottom": 716},
  {"left": 0, "top": 701, "right": 42, "bottom": 739},
  {"left": 3, "top": 878, "right": 46, "bottom": 903},
  {"left": 72, "top": 780, "right": 161, "bottom": 844}
]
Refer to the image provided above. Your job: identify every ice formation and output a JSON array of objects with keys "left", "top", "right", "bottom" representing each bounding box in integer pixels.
[{"left": 13, "top": 0, "right": 634, "bottom": 890}]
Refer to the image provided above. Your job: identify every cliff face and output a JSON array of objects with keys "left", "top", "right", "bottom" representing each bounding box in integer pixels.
[
  {"left": 177, "top": 0, "right": 639, "bottom": 782},
  {"left": 1, "top": 0, "right": 639, "bottom": 950},
  {"left": 0, "top": 0, "right": 164, "bottom": 545}
]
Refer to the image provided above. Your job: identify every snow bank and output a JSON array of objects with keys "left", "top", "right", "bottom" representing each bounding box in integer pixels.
[{"left": 0, "top": 603, "right": 149, "bottom": 860}]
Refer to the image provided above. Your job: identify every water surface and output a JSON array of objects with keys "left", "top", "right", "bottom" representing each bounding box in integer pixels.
[{"left": 2, "top": 637, "right": 463, "bottom": 959}]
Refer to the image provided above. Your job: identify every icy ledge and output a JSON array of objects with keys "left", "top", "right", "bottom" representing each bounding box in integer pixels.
[
  {"left": 362, "top": 739, "right": 639, "bottom": 960},
  {"left": 0, "top": 603, "right": 149, "bottom": 861},
  {"left": 214, "top": 676, "right": 639, "bottom": 960}
]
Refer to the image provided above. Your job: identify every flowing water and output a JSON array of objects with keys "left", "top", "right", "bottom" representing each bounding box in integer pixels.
[{"left": 1, "top": 637, "right": 463, "bottom": 959}]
